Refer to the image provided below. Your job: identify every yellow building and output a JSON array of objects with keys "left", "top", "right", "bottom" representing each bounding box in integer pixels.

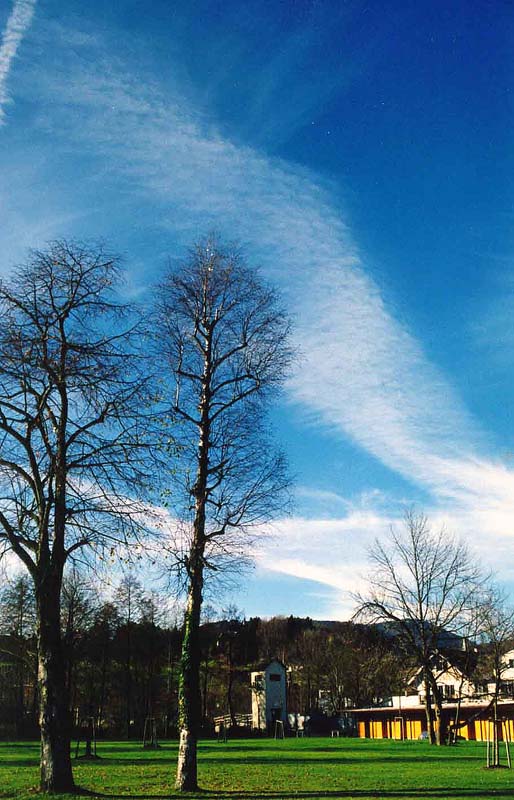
[{"left": 352, "top": 702, "right": 514, "bottom": 742}]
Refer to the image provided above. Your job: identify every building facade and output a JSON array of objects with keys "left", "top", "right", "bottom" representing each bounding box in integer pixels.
[{"left": 251, "top": 659, "right": 287, "bottom": 731}]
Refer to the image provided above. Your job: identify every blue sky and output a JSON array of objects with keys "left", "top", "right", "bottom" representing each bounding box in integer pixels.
[{"left": 2, "top": 0, "right": 514, "bottom": 619}]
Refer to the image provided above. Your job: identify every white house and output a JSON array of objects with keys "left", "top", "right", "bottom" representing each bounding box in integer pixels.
[
  {"left": 405, "top": 654, "right": 475, "bottom": 703},
  {"left": 251, "top": 659, "right": 287, "bottom": 731},
  {"left": 500, "top": 649, "right": 514, "bottom": 681},
  {"left": 485, "top": 648, "right": 514, "bottom": 698}
]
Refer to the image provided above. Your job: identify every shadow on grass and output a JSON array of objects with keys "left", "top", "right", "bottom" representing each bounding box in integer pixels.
[
  {"left": 0, "top": 742, "right": 38, "bottom": 748},
  {"left": 199, "top": 754, "right": 479, "bottom": 766},
  {"left": 2, "top": 756, "right": 476, "bottom": 771}
]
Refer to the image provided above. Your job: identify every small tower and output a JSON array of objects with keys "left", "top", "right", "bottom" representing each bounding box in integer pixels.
[{"left": 251, "top": 659, "right": 287, "bottom": 732}]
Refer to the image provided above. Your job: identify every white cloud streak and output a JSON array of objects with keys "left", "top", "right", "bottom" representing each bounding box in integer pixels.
[
  {"left": 5, "top": 27, "right": 514, "bottom": 608},
  {"left": 252, "top": 508, "right": 394, "bottom": 618},
  {"left": 0, "top": 0, "right": 36, "bottom": 125},
  {"left": 39, "top": 55, "right": 492, "bottom": 492}
]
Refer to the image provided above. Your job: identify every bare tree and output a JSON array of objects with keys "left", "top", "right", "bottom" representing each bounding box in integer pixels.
[
  {"left": 113, "top": 573, "right": 144, "bottom": 739},
  {"left": 0, "top": 241, "right": 156, "bottom": 791},
  {"left": 218, "top": 605, "right": 244, "bottom": 727},
  {"left": 322, "top": 626, "right": 403, "bottom": 712},
  {"left": 61, "top": 568, "right": 98, "bottom": 716},
  {"left": 477, "top": 586, "right": 514, "bottom": 765},
  {"left": 446, "top": 597, "right": 482, "bottom": 744},
  {"left": 354, "top": 510, "right": 483, "bottom": 745},
  {"left": 156, "top": 237, "right": 292, "bottom": 791}
]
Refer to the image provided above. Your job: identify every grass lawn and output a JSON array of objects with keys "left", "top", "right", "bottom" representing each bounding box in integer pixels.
[{"left": 2, "top": 737, "right": 514, "bottom": 800}]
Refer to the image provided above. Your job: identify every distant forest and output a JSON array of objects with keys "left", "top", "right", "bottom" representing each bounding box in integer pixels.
[{"left": 0, "top": 571, "right": 402, "bottom": 739}]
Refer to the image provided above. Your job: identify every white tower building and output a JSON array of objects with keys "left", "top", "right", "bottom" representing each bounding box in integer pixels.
[{"left": 251, "top": 659, "right": 287, "bottom": 731}]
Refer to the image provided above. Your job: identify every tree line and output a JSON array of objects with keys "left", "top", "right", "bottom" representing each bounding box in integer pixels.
[
  {"left": 2, "top": 561, "right": 511, "bottom": 749},
  {"left": 0, "top": 569, "right": 406, "bottom": 739}
]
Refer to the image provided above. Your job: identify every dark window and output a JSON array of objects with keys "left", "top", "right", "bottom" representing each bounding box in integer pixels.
[{"left": 269, "top": 673, "right": 281, "bottom": 682}]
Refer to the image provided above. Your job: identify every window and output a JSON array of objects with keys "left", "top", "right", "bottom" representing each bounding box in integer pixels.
[{"left": 269, "top": 673, "right": 281, "bottom": 682}]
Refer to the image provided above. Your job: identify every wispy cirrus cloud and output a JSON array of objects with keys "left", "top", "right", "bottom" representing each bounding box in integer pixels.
[
  {"left": 18, "top": 39, "right": 508, "bottom": 468},
  {"left": 23, "top": 52, "right": 480, "bottom": 488},
  {"left": 5, "top": 20, "right": 514, "bottom": 607},
  {"left": 0, "top": 0, "right": 36, "bottom": 125}
]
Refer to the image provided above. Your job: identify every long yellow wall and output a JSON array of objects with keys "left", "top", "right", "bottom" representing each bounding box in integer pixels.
[
  {"left": 356, "top": 716, "right": 423, "bottom": 740},
  {"left": 474, "top": 719, "right": 514, "bottom": 742},
  {"left": 358, "top": 715, "right": 514, "bottom": 742}
]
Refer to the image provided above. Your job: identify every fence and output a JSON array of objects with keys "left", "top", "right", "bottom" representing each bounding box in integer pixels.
[{"left": 213, "top": 713, "right": 253, "bottom": 729}]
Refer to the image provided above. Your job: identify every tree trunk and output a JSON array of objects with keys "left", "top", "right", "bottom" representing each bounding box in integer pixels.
[
  {"left": 433, "top": 697, "right": 447, "bottom": 745},
  {"left": 491, "top": 674, "right": 501, "bottom": 767},
  {"left": 227, "top": 664, "right": 236, "bottom": 727},
  {"left": 493, "top": 695, "right": 500, "bottom": 766},
  {"left": 175, "top": 312, "right": 212, "bottom": 791},
  {"left": 426, "top": 671, "right": 446, "bottom": 745},
  {"left": 202, "top": 652, "right": 209, "bottom": 723},
  {"left": 36, "top": 576, "right": 75, "bottom": 792},
  {"left": 31, "top": 660, "right": 39, "bottom": 730},
  {"left": 227, "top": 638, "right": 236, "bottom": 727},
  {"left": 451, "top": 695, "right": 462, "bottom": 745},
  {"left": 424, "top": 673, "right": 436, "bottom": 744},
  {"left": 175, "top": 567, "right": 203, "bottom": 791},
  {"left": 166, "top": 635, "right": 174, "bottom": 738},
  {"left": 98, "top": 643, "right": 108, "bottom": 729},
  {"left": 125, "top": 622, "right": 132, "bottom": 739}
]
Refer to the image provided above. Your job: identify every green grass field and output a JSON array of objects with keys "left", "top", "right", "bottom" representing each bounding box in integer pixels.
[{"left": 2, "top": 738, "right": 514, "bottom": 800}]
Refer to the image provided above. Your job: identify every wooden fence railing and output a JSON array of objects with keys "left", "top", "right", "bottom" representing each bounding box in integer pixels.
[{"left": 213, "top": 713, "right": 253, "bottom": 729}]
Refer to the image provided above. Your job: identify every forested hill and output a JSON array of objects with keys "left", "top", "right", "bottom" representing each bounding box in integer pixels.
[{"left": 0, "top": 573, "right": 479, "bottom": 739}]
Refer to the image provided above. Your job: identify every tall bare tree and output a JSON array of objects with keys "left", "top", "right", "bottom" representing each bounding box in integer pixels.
[
  {"left": 60, "top": 568, "right": 99, "bottom": 720},
  {"left": 0, "top": 242, "right": 155, "bottom": 791},
  {"left": 477, "top": 587, "right": 514, "bottom": 765},
  {"left": 113, "top": 573, "right": 144, "bottom": 739},
  {"left": 354, "top": 510, "right": 483, "bottom": 745},
  {"left": 157, "top": 237, "right": 292, "bottom": 791},
  {"left": 217, "top": 605, "right": 244, "bottom": 727}
]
